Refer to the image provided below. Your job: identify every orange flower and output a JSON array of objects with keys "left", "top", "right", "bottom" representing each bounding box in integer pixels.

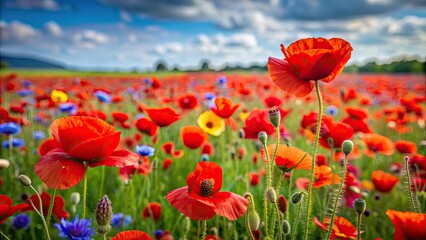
[
  {"left": 112, "top": 230, "right": 151, "bottom": 240},
  {"left": 268, "top": 37, "right": 352, "bottom": 97},
  {"left": 395, "top": 140, "right": 417, "bottom": 154},
  {"left": 180, "top": 126, "right": 208, "bottom": 149},
  {"left": 145, "top": 107, "right": 181, "bottom": 127},
  {"left": 314, "top": 216, "right": 359, "bottom": 240},
  {"left": 263, "top": 144, "right": 311, "bottom": 172},
  {"left": 210, "top": 97, "right": 239, "bottom": 119},
  {"left": 360, "top": 133, "right": 395, "bottom": 158},
  {"left": 386, "top": 210, "right": 426, "bottom": 240},
  {"left": 296, "top": 165, "right": 340, "bottom": 189},
  {"left": 372, "top": 170, "right": 399, "bottom": 193}
]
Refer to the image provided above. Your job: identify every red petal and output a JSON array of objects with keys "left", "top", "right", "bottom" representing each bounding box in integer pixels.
[
  {"left": 191, "top": 162, "right": 222, "bottom": 196},
  {"left": 34, "top": 149, "right": 86, "bottom": 190},
  {"left": 165, "top": 186, "right": 215, "bottom": 220},
  {"left": 267, "top": 57, "right": 314, "bottom": 97},
  {"left": 88, "top": 149, "right": 139, "bottom": 168},
  {"left": 67, "top": 132, "right": 121, "bottom": 160},
  {"left": 112, "top": 230, "right": 152, "bottom": 240},
  {"left": 53, "top": 195, "right": 69, "bottom": 220},
  {"left": 206, "top": 192, "right": 248, "bottom": 220}
]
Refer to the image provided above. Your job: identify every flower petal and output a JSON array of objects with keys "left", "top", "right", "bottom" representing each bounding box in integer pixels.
[
  {"left": 67, "top": 132, "right": 121, "bottom": 160},
  {"left": 88, "top": 148, "right": 139, "bottom": 168},
  {"left": 207, "top": 192, "right": 248, "bottom": 220}
]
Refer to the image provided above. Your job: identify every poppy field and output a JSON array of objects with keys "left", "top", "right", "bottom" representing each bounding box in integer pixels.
[{"left": 1, "top": 38, "right": 426, "bottom": 240}]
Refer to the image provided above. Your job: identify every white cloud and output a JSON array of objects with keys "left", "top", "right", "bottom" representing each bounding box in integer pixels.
[
  {"left": 73, "top": 30, "right": 110, "bottom": 48},
  {"left": 155, "top": 42, "right": 183, "bottom": 54},
  {"left": 120, "top": 11, "right": 132, "bottom": 22},
  {"left": 5, "top": 0, "right": 60, "bottom": 11},
  {"left": 0, "top": 20, "right": 38, "bottom": 42},
  {"left": 43, "top": 21, "right": 62, "bottom": 36}
]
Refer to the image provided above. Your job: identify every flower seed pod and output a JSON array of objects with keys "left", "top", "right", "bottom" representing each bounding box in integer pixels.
[
  {"left": 282, "top": 220, "right": 291, "bottom": 235},
  {"left": 353, "top": 198, "right": 366, "bottom": 215},
  {"left": 342, "top": 140, "right": 354, "bottom": 155},
  {"left": 290, "top": 192, "right": 304, "bottom": 205},
  {"left": 258, "top": 131, "right": 268, "bottom": 145},
  {"left": 70, "top": 192, "right": 81, "bottom": 205},
  {"left": 95, "top": 195, "right": 112, "bottom": 228},
  {"left": 248, "top": 211, "right": 260, "bottom": 231},
  {"left": 18, "top": 175, "right": 32, "bottom": 186},
  {"left": 266, "top": 187, "right": 276, "bottom": 203},
  {"left": 268, "top": 107, "right": 281, "bottom": 128}
]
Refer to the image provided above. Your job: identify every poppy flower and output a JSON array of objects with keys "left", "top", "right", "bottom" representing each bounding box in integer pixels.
[
  {"left": 210, "top": 97, "right": 239, "bottom": 119},
  {"left": 161, "top": 142, "right": 183, "bottom": 158},
  {"left": 180, "top": 126, "right": 208, "bottom": 149},
  {"left": 197, "top": 111, "right": 225, "bottom": 137},
  {"left": 112, "top": 112, "right": 129, "bottom": 123},
  {"left": 264, "top": 96, "right": 282, "bottom": 108},
  {"left": 178, "top": 94, "right": 198, "bottom": 110},
  {"left": 201, "top": 142, "right": 215, "bottom": 156},
  {"left": 0, "top": 194, "right": 28, "bottom": 224},
  {"left": 267, "top": 37, "right": 352, "bottom": 97},
  {"left": 119, "top": 157, "right": 152, "bottom": 181},
  {"left": 249, "top": 172, "right": 260, "bottom": 186},
  {"left": 344, "top": 172, "right": 362, "bottom": 207},
  {"left": 165, "top": 162, "right": 248, "bottom": 220},
  {"left": 409, "top": 154, "right": 426, "bottom": 171},
  {"left": 263, "top": 144, "right": 311, "bottom": 172},
  {"left": 34, "top": 116, "right": 139, "bottom": 190},
  {"left": 21, "top": 192, "right": 68, "bottom": 220},
  {"left": 314, "top": 216, "right": 359, "bottom": 240},
  {"left": 360, "top": 133, "right": 395, "bottom": 158},
  {"left": 162, "top": 158, "right": 172, "bottom": 170},
  {"left": 296, "top": 165, "right": 340, "bottom": 189},
  {"left": 395, "top": 140, "right": 417, "bottom": 154},
  {"left": 318, "top": 118, "right": 354, "bottom": 149},
  {"left": 242, "top": 109, "right": 275, "bottom": 139},
  {"left": 38, "top": 138, "right": 60, "bottom": 156},
  {"left": 372, "top": 170, "right": 399, "bottom": 193},
  {"left": 50, "top": 90, "right": 68, "bottom": 103},
  {"left": 112, "top": 230, "right": 151, "bottom": 240},
  {"left": 386, "top": 210, "right": 426, "bottom": 240},
  {"left": 142, "top": 202, "right": 161, "bottom": 221},
  {"left": 135, "top": 117, "right": 159, "bottom": 137},
  {"left": 145, "top": 107, "right": 181, "bottom": 127}
]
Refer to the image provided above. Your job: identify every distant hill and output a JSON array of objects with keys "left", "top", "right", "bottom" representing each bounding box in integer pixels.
[{"left": 0, "top": 54, "right": 65, "bottom": 69}]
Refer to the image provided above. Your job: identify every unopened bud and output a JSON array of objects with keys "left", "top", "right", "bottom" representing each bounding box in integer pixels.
[
  {"left": 266, "top": 187, "right": 276, "bottom": 203},
  {"left": 342, "top": 140, "right": 354, "bottom": 155},
  {"left": 95, "top": 195, "right": 112, "bottom": 229},
  {"left": 258, "top": 131, "right": 268, "bottom": 145},
  {"left": 277, "top": 195, "right": 287, "bottom": 214},
  {"left": 70, "top": 192, "right": 81, "bottom": 205},
  {"left": 268, "top": 107, "right": 281, "bottom": 128},
  {"left": 282, "top": 220, "right": 291, "bottom": 235},
  {"left": 353, "top": 198, "right": 366, "bottom": 215},
  {"left": 290, "top": 192, "right": 304, "bottom": 205},
  {"left": 18, "top": 175, "right": 32, "bottom": 186},
  {"left": 248, "top": 211, "right": 260, "bottom": 231}
]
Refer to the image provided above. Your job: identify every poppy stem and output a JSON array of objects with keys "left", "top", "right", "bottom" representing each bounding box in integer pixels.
[
  {"left": 200, "top": 220, "right": 207, "bottom": 240},
  {"left": 82, "top": 162, "right": 89, "bottom": 219},
  {"left": 274, "top": 202, "right": 283, "bottom": 240},
  {"left": 356, "top": 212, "right": 362, "bottom": 240},
  {"left": 303, "top": 80, "right": 322, "bottom": 240},
  {"left": 29, "top": 199, "right": 51, "bottom": 240},
  {"left": 262, "top": 142, "right": 271, "bottom": 239},
  {"left": 99, "top": 166, "right": 106, "bottom": 197},
  {"left": 291, "top": 196, "right": 304, "bottom": 240},
  {"left": 46, "top": 188, "right": 56, "bottom": 227},
  {"left": 0, "top": 231, "right": 11, "bottom": 240},
  {"left": 325, "top": 152, "right": 348, "bottom": 240},
  {"left": 404, "top": 156, "right": 420, "bottom": 213}
]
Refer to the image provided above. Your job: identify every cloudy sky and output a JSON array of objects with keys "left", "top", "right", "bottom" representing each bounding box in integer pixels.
[{"left": 1, "top": 0, "right": 425, "bottom": 71}]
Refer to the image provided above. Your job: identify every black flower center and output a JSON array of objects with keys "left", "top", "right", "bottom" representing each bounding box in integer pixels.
[
  {"left": 200, "top": 179, "right": 213, "bottom": 196},
  {"left": 206, "top": 122, "right": 213, "bottom": 128}
]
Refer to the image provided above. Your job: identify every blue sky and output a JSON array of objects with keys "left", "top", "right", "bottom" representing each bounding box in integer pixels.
[{"left": 1, "top": 0, "right": 425, "bottom": 71}]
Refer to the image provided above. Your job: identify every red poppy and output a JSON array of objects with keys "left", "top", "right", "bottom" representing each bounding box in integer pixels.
[
  {"left": 180, "top": 126, "right": 208, "bottom": 149},
  {"left": 344, "top": 172, "right": 362, "bottom": 207},
  {"left": 314, "top": 216, "right": 359, "bottom": 240},
  {"left": 316, "top": 154, "right": 327, "bottom": 166},
  {"left": 34, "top": 116, "right": 139, "bottom": 190},
  {"left": 409, "top": 154, "right": 426, "bottom": 171},
  {"left": 242, "top": 109, "right": 275, "bottom": 139},
  {"left": 142, "top": 202, "right": 162, "bottom": 221},
  {"left": 135, "top": 117, "right": 159, "bottom": 137},
  {"left": 249, "top": 172, "right": 259, "bottom": 186},
  {"left": 112, "top": 112, "right": 129, "bottom": 123},
  {"left": 264, "top": 96, "right": 282, "bottom": 108},
  {"left": 386, "top": 210, "right": 426, "bottom": 240},
  {"left": 395, "top": 140, "right": 417, "bottom": 154},
  {"left": 165, "top": 162, "right": 248, "bottom": 220},
  {"left": 161, "top": 142, "right": 183, "bottom": 158},
  {"left": 361, "top": 133, "right": 395, "bottom": 158},
  {"left": 372, "top": 170, "right": 399, "bottom": 193},
  {"left": 21, "top": 192, "right": 68, "bottom": 220},
  {"left": 263, "top": 144, "right": 311, "bottom": 172},
  {"left": 162, "top": 158, "right": 172, "bottom": 170},
  {"left": 210, "top": 97, "right": 239, "bottom": 119},
  {"left": 277, "top": 195, "right": 287, "bottom": 214},
  {"left": 145, "top": 107, "right": 181, "bottom": 127},
  {"left": 201, "top": 142, "right": 215, "bottom": 156},
  {"left": 342, "top": 117, "right": 372, "bottom": 133},
  {"left": 318, "top": 118, "right": 354, "bottom": 149},
  {"left": 112, "top": 230, "right": 152, "bottom": 240},
  {"left": 178, "top": 94, "right": 198, "bottom": 110},
  {"left": 0, "top": 194, "right": 28, "bottom": 224},
  {"left": 119, "top": 157, "right": 152, "bottom": 181},
  {"left": 38, "top": 138, "right": 60, "bottom": 156},
  {"left": 268, "top": 37, "right": 352, "bottom": 97}
]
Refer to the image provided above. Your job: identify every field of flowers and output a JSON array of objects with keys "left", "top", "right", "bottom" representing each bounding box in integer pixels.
[{"left": 1, "top": 38, "right": 425, "bottom": 240}]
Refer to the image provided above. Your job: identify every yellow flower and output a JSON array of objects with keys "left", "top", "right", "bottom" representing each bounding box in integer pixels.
[
  {"left": 361, "top": 180, "right": 374, "bottom": 191},
  {"left": 197, "top": 111, "right": 225, "bottom": 137},
  {"left": 50, "top": 90, "right": 68, "bottom": 103},
  {"left": 239, "top": 112, "right": 249, "bottom": 121}
]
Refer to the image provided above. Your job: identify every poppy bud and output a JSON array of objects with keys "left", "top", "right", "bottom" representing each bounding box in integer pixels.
[
  {"left": 327, "top": 137, "right": 334, "bottom": 148},
  {"left": 70, "top": 192, "right": 81, "bottom": 205},
  {"left": 353, "top": 198, "right": 366, "bottom": 215},
  {"left": 18, "top": 175, "right": 32, "bottom": 186},
  {"left": 342, "top": 140, "right": 354, "bottom": 155},
  {"left": 266, "top": 187, "right": 276, "bottom": 203},
  {"left": 290, "top": 192, "right": 304, "bottom": 205},
  {"left": 268, "top": 107, "right": 281, "bottom": 128},
  {"left": 95, "top": 195, "right": 112, "bottom": 235},
  {"left": 258, "top": 131, "right": 268, "bottom": 145},
  {"left": 278, "top": 195, "right": 287, "bottom": 213},
  {"left": 282, "top": 220, "right": 291, "bottom": 235},
  {"left": 248, "top": 211, "right": 260, "bottom": 231}
]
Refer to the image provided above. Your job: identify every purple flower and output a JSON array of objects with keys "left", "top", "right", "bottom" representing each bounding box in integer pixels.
[
  {"left": 0, "top": 122, "right": 21, "bottom": 135},
  {"left": 135, "top": 145, "right": 155, "bottom": 157},
  {"left": 12, "top": 214, "right": 30, "bottom": 230},
  {"left": 110, "top": 213, "right": 132, "bottom": 228},
  {"left": 54, "top": 215, "right": 95, "bottom": 240},
  {"left": 94, "top": 91, "right": 112, "bottom": 103},
  {"left": 2, "top": 138, "right": 25, "bottom": 149}
]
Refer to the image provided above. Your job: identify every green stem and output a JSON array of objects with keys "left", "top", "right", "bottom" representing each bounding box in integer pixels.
[
  {"left": 291, "top": 199, "right": 304, "bottom": 240},
  {"left": 404, "top": 157, "right": 419, "bottom": 213},
  {"left": 326, "top": 153, "right": 348, "bottom": 240},
  {"left": 200, "top": 220, "right": 207, "bottom": 240},
  {"left": 303, "top": 81, "right": 323, "bottom": 240},
  {"left": 274, "top": 202, "right": 283, "bottom": 240},
  {"left": 286, "top": 170, "right": 294, "bottom": 221},
  {"left": 99, "top": 166, "right": 106, "bottom": 197},
  {"left": 0, "top": 231, "right": 11, "bottom": 240},
  {"left": 82, "top": 162, "right": 89, "bottom": 219},
  {"left": 262, "top": 142, "right": 272, "bottom": 239},
  {"left": 357, "top": 213, "right": 362, "bottom": 240},
  {"left": 46, "top": 188, "right": 57, "bottom": 227},
  {"left": 29, "top": 200, "right": 51, "bottom": 240},
  {"left": 271, "top": 126, "right": 280, "bottom": 182}
]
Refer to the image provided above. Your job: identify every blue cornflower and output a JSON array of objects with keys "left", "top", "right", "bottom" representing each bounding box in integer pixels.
[
  {"left": 59, "top": 103, "right": 77, "bottom": 115},
  {"left": 94, "top": 91, "right": 112, "bottom": 103},
  {"left": 200, "top": 154, "right": 209, "bottom": 162},
  {"left": 33, "top": 130, "right": 46, "bottom": 140},
  {"left": 217, "top": 76, "right": 227, "bottom": 85},
  {"left": 0, "top": 122, "right": 21, "bottom": 135},
  {"left": 110, "top": 213, "right": 132, "bottom": 228},
  {"left": 22, "top": 80, "right": 31, "bottom": 87},
  {"left": 204, "top": 92, "right": 216, "bottom": 101},
  {"left": 326, "top": 105, "right": 338, "bottom": 116},
  {"left": 2, "top": 138, "right": 25, "bottom": 149},
  {"left": 12, "top": 214, "right": 31, "bottom": 230},
  {"left": 136, "top": 145, "right": 155, "bottom": 157},
  {"left": 142, "top": 78, "right": 152, "bottom": 84},
  {"left": 155, "top": 229, "right": 163, "bottom": 237},
  {"left": 54, "top": 215, "right": 95, "bottom": 240},
  {"left": 17, "top": 89, "right": 33, "bottom": 97}
]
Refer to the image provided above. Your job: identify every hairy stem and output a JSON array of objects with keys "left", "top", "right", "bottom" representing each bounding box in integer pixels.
[
  {"left": 404, "top": 157, "right": 419, "bottom": 213},
  {"left": 82, "top": 162, "right": 89, "bottom": 219}
]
